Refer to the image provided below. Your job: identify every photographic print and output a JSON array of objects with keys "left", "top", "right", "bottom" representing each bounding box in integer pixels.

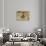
[{"left": 16, "top": 11, "right": 30, "bottom": 21}]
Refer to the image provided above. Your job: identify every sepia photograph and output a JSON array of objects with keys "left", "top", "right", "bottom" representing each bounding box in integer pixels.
[{"left": 16, "top": 11, "right": 30, "bottom": 21}]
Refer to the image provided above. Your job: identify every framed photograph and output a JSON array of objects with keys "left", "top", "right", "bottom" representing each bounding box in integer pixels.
[{"left": 16, "top": 11, "right": 30, "bottom": 21}]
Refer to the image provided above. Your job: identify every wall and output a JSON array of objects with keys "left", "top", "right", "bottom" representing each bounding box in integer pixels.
[
  {"left": 42, "top": 0, "right": 46, "bottom": 37},
  {"left": 4, "top": 0, "right": 42, "bottom": 32},
  {"left": 0, "top": 0, "right": 3, "bottom": 27},
  {"left": 0, "top": 0, "right": 3, "bottom": 33}
]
